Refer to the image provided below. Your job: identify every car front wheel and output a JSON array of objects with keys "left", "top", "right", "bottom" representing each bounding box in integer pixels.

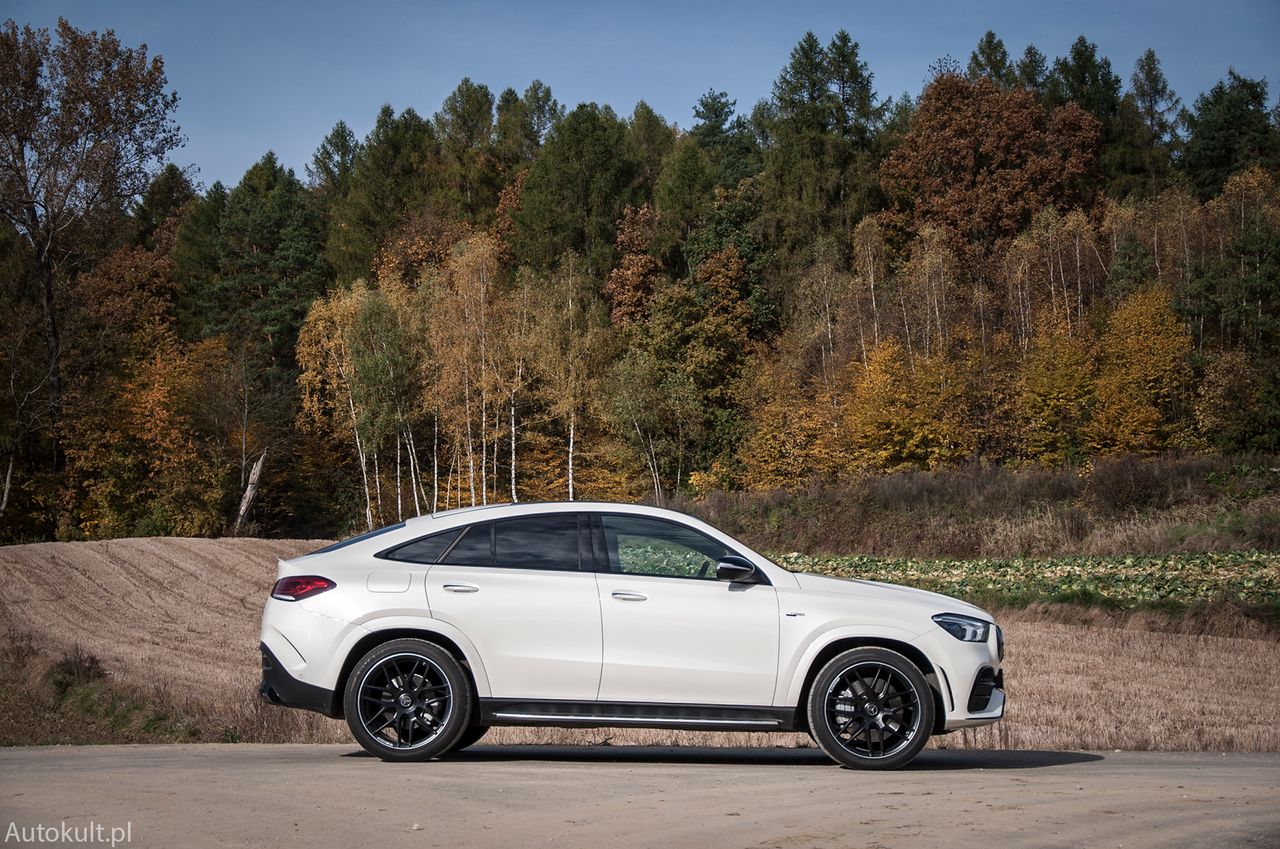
[
  {"left": 343, "top": 638, "right": 472, "bottom": 762},
  {"left": 806, "top": 647, "right": 934, "bottom": 770}
]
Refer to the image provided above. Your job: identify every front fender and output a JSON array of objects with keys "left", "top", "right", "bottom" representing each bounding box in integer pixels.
[{"left": 775, "top": 621, "right": 930, "bottom": 707}]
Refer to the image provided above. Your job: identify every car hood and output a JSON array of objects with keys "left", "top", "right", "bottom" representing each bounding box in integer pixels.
[{"left": 791, "top": 572, "right": 993, "bottom": 621}]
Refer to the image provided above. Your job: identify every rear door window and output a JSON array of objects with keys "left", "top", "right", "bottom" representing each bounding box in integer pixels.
[
  {"left": 493, "top": 514, "right": 581, "bottom": 571},
  {"left": 442, "top": 522, "right": 494, "bottom": 566}
]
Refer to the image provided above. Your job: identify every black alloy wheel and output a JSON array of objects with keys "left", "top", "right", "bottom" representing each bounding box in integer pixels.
[
  {"left": 344, "top": 638, "right": 472, "bottom": 761},
  {"left": 807, "top": 647, "right": 934, "bottom": 769}
]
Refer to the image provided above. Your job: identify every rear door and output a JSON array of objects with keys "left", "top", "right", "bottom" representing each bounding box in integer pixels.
[
  {"left": 592, "top": 514, "right": 779, "bottom": 706},
  {"left": 418, "top": 513, "right": 602, "bottom": 700}
]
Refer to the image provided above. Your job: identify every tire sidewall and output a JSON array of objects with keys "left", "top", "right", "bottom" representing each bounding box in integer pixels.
[
  {"left": 806, "top": 647, "right": 935, "bottom": 770},
  {"left": 343, "top": 638, "right": 473, "bottom": 762}
]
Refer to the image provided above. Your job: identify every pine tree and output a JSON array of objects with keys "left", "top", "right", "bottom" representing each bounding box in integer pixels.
[{"left": 967, "top": 31, "right": 1016, "bottom": 88}]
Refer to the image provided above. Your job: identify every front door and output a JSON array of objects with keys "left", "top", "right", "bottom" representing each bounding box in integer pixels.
[{"left": 593, "top": 514, "right": 779, "bottom": 706}]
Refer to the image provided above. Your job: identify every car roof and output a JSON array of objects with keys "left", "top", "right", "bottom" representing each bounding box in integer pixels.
[{"left": 401, "top": 500, "right": 694, "bottom": 529}]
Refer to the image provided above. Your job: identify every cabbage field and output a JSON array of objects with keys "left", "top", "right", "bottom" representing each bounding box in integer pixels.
[{"left": 771, "top": 551, "right": 1280, "bottom": 610}]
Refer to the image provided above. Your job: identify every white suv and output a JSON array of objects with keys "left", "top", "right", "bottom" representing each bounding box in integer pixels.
[{"left": 260, "top": 502, "right": 1004, "bottom": 769}]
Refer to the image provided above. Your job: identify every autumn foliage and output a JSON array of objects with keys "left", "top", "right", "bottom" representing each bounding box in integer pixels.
[{"left": 3, "top": 20, "right": 1278, "bottom": 540}]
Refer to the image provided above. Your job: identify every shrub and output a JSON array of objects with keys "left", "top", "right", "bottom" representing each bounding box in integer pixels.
[{"left": 47, "top": 644, "right": 107, "bottom": 698}]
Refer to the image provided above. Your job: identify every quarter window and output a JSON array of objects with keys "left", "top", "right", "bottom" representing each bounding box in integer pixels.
[
  {"left": 380, "top": 528, "right": 461, "bottom": 564},
  {"left": 599, "top": 515, "right": 732, "bottom": 580}
]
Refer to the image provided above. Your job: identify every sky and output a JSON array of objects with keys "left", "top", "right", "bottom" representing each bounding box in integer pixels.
[{"left": 9, "top": 1, "right": 1280, "bottom": 188}]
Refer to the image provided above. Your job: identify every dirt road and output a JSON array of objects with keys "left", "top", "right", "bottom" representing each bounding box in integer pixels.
[{"left": 1, "top": 745, "right": 1276, "bottom": 848}]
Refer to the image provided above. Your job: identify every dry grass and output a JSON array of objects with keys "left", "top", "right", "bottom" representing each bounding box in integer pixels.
[
  {"left": 1, "top": 537, "right": 1277, "bottom": 751},
  {"left": 679, "top": 455, "right": 1280, "bottom": 558}
]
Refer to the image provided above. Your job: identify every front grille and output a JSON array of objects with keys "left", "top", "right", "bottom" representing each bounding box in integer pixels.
[{"left": 968, "top": 667, "right": 997, "bottom": 713}]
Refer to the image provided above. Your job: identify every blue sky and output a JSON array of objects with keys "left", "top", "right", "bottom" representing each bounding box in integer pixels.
[{"left": 9, "top": 1, "right": 1280, "bottom": 188}]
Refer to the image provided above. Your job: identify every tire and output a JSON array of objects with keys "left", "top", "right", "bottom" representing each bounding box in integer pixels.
[
  {"left": 806, "top": 647, "right": 934, "bottom": 770},
  {"left": 343, "top": 638, "right": 472, "bottom": 762},
  {"left": 445, "top": 724, "right": 490, "bottom": 754}
]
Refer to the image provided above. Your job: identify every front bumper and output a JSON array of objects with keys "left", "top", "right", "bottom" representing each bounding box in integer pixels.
[
  {"left": 914, "top": 621, "right": 1006, "bottom": 731},
  {"left": 259, "top": 643, "right": 340, "bottom": 718}
]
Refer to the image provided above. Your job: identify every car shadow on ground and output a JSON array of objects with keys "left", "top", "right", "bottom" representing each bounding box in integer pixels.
[{"left": 342, "top": 745, "right": 1104, "bottom": 770}]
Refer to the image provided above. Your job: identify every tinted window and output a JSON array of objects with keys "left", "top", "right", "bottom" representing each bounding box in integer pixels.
[
  {"left": 380, "top": 529, "right": 461, "bottom": 564},
  {"left": 443, "top": 522, "right": 493, "bottom": 566},
  {"left": 308, "top": 522, "right": 406, "bottom": 555},
  {"left": 600, "top": 515, "right": 731, "bottom": 580},
  {"left": 494, "top": 514, "right": 581, "bottom": 571}
]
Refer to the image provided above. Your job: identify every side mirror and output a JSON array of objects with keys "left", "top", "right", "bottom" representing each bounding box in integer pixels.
[{"left": 716, "top": 555, "right": 759, "bottom": 583}]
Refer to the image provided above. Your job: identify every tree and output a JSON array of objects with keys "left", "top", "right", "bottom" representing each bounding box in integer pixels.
[
  {"left": 880, "top": 74, "right": 1100, "bottom": 262},
  {"left": 307, "top": 120, "right": 360, "bottom": 198},
  {"left": 605, "top": 348, "right": 703, "bottom": 503},
  {"left": 1086, "top": 287, "right": 1193, "bottom": 453},
  {"left": 434, "top": 78, "right": 497, "bottom": 221},
  {"left": 603, "top": 204, "right": 663, "bottom": 327},
  {"left": 1045, "top": 36, "right": 1122, "bottom": 128},
  {"left": 691, "top": 89, "right": 762, "bottom": 188},
  {"left": 1130, "top": 49, "right": 1181, "bottom": 154},
  {"left": 1182, "top": 71, "right": 1277, "bottom": 199},
  {"left": 1016, "top": 44, "right": 1049, "bottom": 99},
  {"left": 625, "top": 101, "right": 675, "bottom": 197},
  {"left": 692, "top": 90, "right": 736, "bottom": 149},
  {"left": 171, "top": 181, "right": 227, "bottom": 340},
  {"left": 495, "top": 87, "right": 532, "bottom": 170},
  {"left": 326, "top": 104, "right": 438, "bottom": 282},
  {"left": 298, "top": 284, "right": 375, "bottom": 527},
  {"left": 841, "top": 340, "right": 948, "bottom": 470},
  {"left": 494, "top": 80, "right": 563, "bottom": 174},
  {"left": 216, "top": 152, "right": 329, "bottom": 375},
  {"left": 774, "top": 32, "right": 830, "bottom": 134},
  {"left": 132, "top": 164, "right": 195, "bottom": 249},
  {"left": 654, "top": 137, "right": 714, "bottom": 245},
  {"left": 530, "top": 252, "right": 611, "bottom": 499},
  {"left": 1019, "top": 323, "right": 1094, "bottom": 465},
  {"left": 0, "top": 17, "right": 182, "bottom": 450},
  {"left": 513, "top": 103, "right": 636, "bottom": 274},
  {"left": 1046, "top": 36, "right": 1123, "bottom": 189},
  {"left": 826, "top": 30, "right": 881, "bottom": 148},
  {"left": 0, "top": 223, "right": 41, "bottom": 523},
  {"left": 967, "top": 31, "right": 1015, "bottom": 88},
  {"left": 522, "top": 80, "right": 564, "bottom": 145}
]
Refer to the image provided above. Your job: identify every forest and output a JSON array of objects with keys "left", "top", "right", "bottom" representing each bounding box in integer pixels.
[{"left": 2, "top": 19, "right": 1278, "bottom": 541}]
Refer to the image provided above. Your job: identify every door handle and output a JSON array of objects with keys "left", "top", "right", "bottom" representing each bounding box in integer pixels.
[
  {"left": 611, "top": 591, "right": 648, "bottom": 602},
  {"left": 443, "top": 583, "right": 479, "bottom": 593}
]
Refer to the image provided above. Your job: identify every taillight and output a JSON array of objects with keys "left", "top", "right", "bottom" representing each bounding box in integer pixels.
[{"left": 271, "top": 576, "right": 336, "bottom": 601}]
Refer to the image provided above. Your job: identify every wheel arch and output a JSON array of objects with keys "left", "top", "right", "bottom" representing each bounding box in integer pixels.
[
  {"left": 334, "top": 627, "right": 481, "bottom": 720},
  {"left": 792, "top": 636, "right": 947, "bottom": 735}
]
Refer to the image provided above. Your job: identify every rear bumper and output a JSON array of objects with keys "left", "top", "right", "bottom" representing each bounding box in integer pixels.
[{"left": 259, "top": 643, "right": 340, "bottom": 718}]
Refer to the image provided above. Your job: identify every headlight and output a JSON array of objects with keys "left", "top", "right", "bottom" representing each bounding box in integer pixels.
[{"left": 932, "top": 613, "right": 991, "bottom": 642}]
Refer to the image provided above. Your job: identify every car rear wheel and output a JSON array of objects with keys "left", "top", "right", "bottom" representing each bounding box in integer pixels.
[
  {"left": 806, "top": 647, "right": 934, "bottom": 770},
  {"left": 343, "top": 638, "right": 472, "bottom": 762}
]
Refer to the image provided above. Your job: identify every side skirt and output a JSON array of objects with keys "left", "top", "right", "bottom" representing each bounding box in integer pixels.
[{"left": 479, "top": 699, "right": 801, "bottom": 732}]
